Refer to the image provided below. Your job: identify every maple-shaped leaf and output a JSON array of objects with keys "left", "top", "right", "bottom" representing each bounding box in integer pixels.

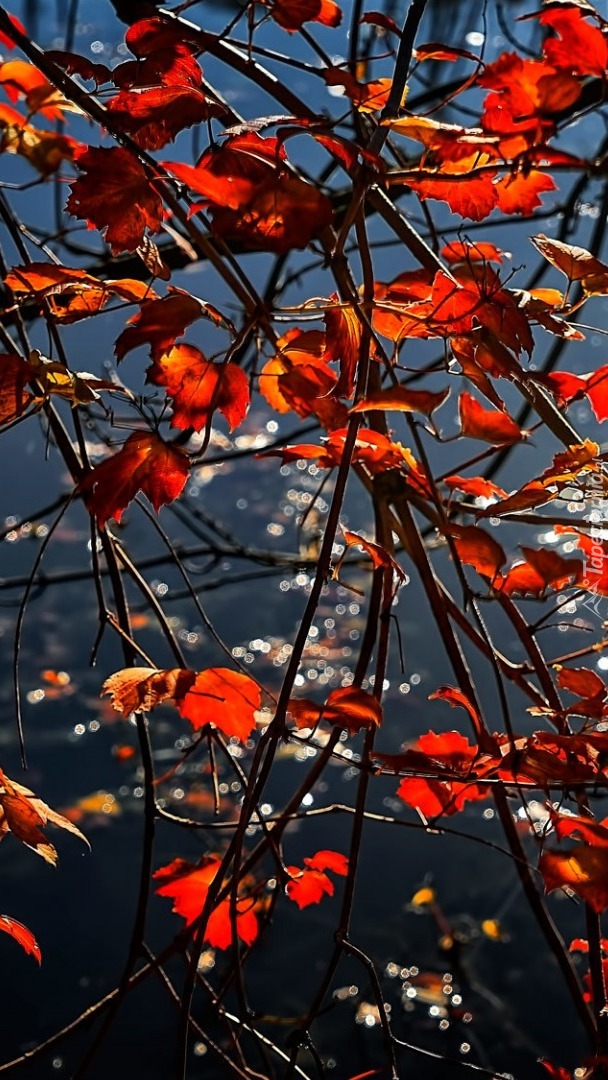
[
  {"left": 407, "top": 152, "right": 498, "bottom": 222},
  {"left": 449, "top": 524, "right": 506, "bottom": 581},
  {"left": 115, "top": 289, "right": 205, "bottom": 362},
  {"left": 497, "top": 546, "right": 582, "bottom": 597},
  {"left": 540, "top": 6, "right": 608, "bottom": 77},
  {"left": 106, "top": 87, "right": 219, "bottom": 151},
  {"left": 459, "top": 392, "right": 522, "bottom": 443},
  {"left": 165, "top": 134, "right": 333, "bottom": 253},
  {"left": 351, "top": 385, "right": 449, "bottom": 417},
  {"left": 154, "top": 855, "right": 258, "bottom": 948},
  {"left": 0, "top": 352, "right": 34, "bottom": 425},
  {"left": 270, "top": 0, "right": 342, "bottom": 31},
  {"left": 102, "top": 667, "right": 196, "bottom": 717},
  {"left": 0, "top": 915, "right": 41, "bottom": 964},
  {"left": 177, "top": 668, "right": 261, "bottom": 742},
  {"left": 476, "top": 480, "right": 555, "bottom": 518},
  {"left": 540, "top": 812, "right": 608, "bottom": 913},
  {"left": 288, "top": 685, "right": 383, "bottom": 733},
  {"left": 259, "top": 329, "right": 340, "bottom": 427},
  {"left": 5, "top": 263, "right": 154, "bottom": 323},
  {"left": 80, "top": 432, "right": 189, "bottom": 528},
  {"left": 147, "top": 345, "right": 249, "bottom": 432},
  {"left": 495, "top": 170, "right": 557, "bottom": 216},
  {"left": 396, "top": 731, "right": 489, "bottom": 818},
  {"left": 67, "top": 146, "right": 163, "bottom": 255},
  {"left": 0, "top": 769, "right": 88, "bottom": 867},
  {"left": 532, "top": 235, "right": 608, "bottom": 294},
  {"left": 286, "top": 849, "right": 348, "bottom": 909}
]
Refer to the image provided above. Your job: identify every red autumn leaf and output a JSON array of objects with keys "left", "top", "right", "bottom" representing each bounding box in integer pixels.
[
  {"left": 0, "top": 769, "right": 88, "bottom": 867},
  {"left": 532, "top": 235, "right": 608, "bottom": 294},
  {"left": 407, "top": 153, "right": 498, "bottom": 222},
  {"left": 270, "top": 0, "right": 342, "bottom": 31},
  {"left": 45, "top": 49, "right": 111, "bottom": 87},
  {"left": 396, "top": 731, "right": 489, "bottom": 818},
  {"left": 449, "top": 524, "right": 506, "bottom": 580},
  {"left": 154, "top": 855, "right": 258, "bottom": 948},
  {"left": 582, "top": 365, "right": 608, "bottom": 422},
  {"left": 259, "top": 329, "right": 338, "bottom": 423},
  {"left": 286, "top": 849, "right": 348, "bottom": 909},
  {"left": 165, "top": 134, "right": 333, "bottom": 253},
  {"left": 441, "top": 241, "right": 504, "bottom": 266},
  {"left": 342, "top": 530, "right": 408, "bottom": 582},
  {"left": 540, "top": 6, "right": 608, "bottom": 78},
  {"left": 429, "top": 686, "right": 485, "bottom": 743},
  {"left": 476, "top": 480, "right": 555, "bottom": 518},
  {"left": 351, "top": 385, "right": 449, "bottom": 418},
  {"left": 115, "top": 289, "right": 204, "bottom": 362},
  {"left": 555, "top": 665, "right": 606, "bottom": 701},
  {"left": 106, "top": 87, "right": 218, "bottom": 151},
  {"left": 0, "top": 352, "right": 34, "bottom": 424},
  {"left": 147, "top": 346, "right": 249, "bottom": 432},
  {"left": 324, "top": 298, "right": 362, "bottom": 399},
  {"left": 288, "top": 685, "right": 382, "bottom": 734},
  {"left": 80, "top": 431, "right": 189, "bottom": 528},
  {"left": 0, "top": 915, "right": 41, "bottom": 964},
  {"left": 0, "top": 13, "right": 26, "bottom": 51},
  {"left": 497, "top": 546, "right": 582, "bottom": 597},
  {"left": 5, "top": 263, "right": 154, "bottom": 323},
  {"left": 177, "top": 668, "right": 261, "bottom": 742},
  {"left": 459, "top": 393, "right": 522, "bottom": 443},
  {"left": 102, "top": 667, "right": 196, "bottom": 717},
  {"left": 67, "top": 146, "right": 163, "bottom": 255},
  {"left": 260, "top": 442, "right": 339, "bottom": 469},
  {"left": 444, "top": 475, "right": 508, "bottom": 500},
  {"left": 540, "top": 845, "right": 608, "bottom": 913},
  {"left": 495, "top": 170, "right": 557, "bottom": 216},
  {"left": 539, "top": 1063, "right": 573, "bottom": 1080}
]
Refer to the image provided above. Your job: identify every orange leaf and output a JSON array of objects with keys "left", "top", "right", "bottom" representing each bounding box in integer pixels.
[
  {"left": 0, "top": 769, "right": 88, "bottom": 866},
  {"left": 102, "top": 667, "right": 196, "bottom": 717},
  {"left": 459, "top": 392, "right": 522, "bottom": 443},
  {"left": 342, "top": 530, "right": 407, "bottom": 581},
  {"left": 449, "top": 524, "right": 506, "bottom": 580},
  {"left": 178, "top": 668, "right": 261, "bottom": 742},
  {"left": 540, "top": 846, "right": 608, "bottom": 913},
  {"left": 165, "top": 134, "right": 333, "bottom": 253},
  {"left": 106, "top": 86, "right": 219, "bottom": 151},
  {"left": 154, "top": 855, "right": 258, "bottom": 948},
  {"left": 147, "top": 346, "right": 249, "bottom": 432},
  {"left": 540, "top": 6, "right": 608, "bottom": 78},
  {"left": 495, "top": 170, "right": 557, "bottom": 216},
  {"left": 286, "top": 849, "right": 348, "bottom": 908},
  {"left": 115, "top": 289, "right": 204, "bottom": 361},
  {"left": 80, "top": 432, "right": 189, "bottom": 528},
  {"left": 324, "top": 298, "right": 362, "bottom": 398},
  {"left": 497, "top": 546, "right": 582, "bottom": 597},
  {"left": 351, "top": 385, "right": 449, "bottom": 417},
  {"left": 67, "top": 146, "right": 163, "bottom": 255},
  {"left": 444, "top": 475, "right": 508, "bottom": 500},
  {"left": 0, "top": 915, "right": 41, "bottom": 964},
  {"left": 288, "top": 685, "right": 382, "bottom": 734}
]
